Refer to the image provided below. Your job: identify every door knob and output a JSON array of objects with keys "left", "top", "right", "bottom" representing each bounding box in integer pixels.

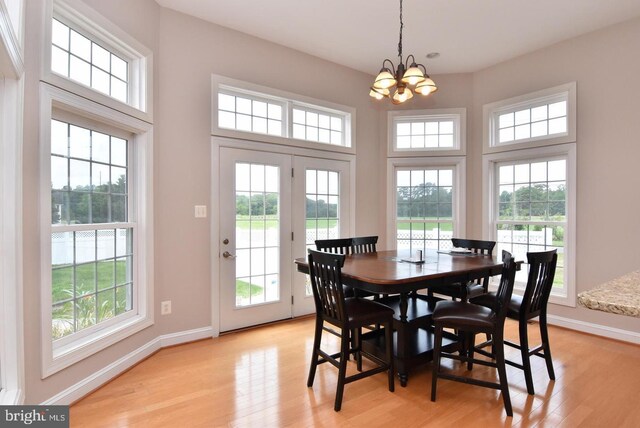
[{"left": 222, "top": 251, "right": 236, "bottom": 259}]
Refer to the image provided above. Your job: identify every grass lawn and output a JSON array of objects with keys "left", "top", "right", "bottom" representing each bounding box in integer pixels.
[
  {"left": 52, "top": 259, "right": 127, "bottom": 303},
  {"left": 236, "top": 279, "right": 264, "bottom": 298},
  {"left": 396, "top": 220, "right": 453, "bottom": 231}
]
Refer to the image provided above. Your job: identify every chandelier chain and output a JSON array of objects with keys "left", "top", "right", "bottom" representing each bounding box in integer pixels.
[{"left": 397, "top": 0, "right": 403, "bottom": 60}]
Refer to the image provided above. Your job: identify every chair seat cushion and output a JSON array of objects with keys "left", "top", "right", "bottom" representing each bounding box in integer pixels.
[
  {"left": 346, "top": 298, "right": 394, "bottom": 327},
  {"left": 432, "top": 300, "right": 497, "bottom": 329},
  {"left": 470, "top": 292, "right": 523, "bottom": 318}
]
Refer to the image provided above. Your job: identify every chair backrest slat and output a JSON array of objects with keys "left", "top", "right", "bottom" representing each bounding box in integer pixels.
[
  {"left": 495, "top": 250, "right": 517, "bottom": 323},
  {"left": 308, "top": 249, "right": 347, "bottom": 323},
  {"left": 315, "top": 238, "right": 352, "bottom": 255},
  {"left": 351, "top": 236, "right": 378, "bottom": 254},
  {"left": 451, "top": 238, "right": 496, "bottom": 255},
  {"left": 523, "top": 250, "right": 558, "bottom": 317}
]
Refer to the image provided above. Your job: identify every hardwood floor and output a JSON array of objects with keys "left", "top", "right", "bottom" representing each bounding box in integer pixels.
[{"left": 70, "top": 317, "right": 640, "bottom": 427}]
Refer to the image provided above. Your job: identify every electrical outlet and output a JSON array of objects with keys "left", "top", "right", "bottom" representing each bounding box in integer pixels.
[{"left": 161, "top": 300, "right": 172, "bottom": 315}]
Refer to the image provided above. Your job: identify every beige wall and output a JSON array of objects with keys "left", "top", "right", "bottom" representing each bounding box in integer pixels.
[{"left": 19, "top": 0, "right": 640, "bottom": 403}]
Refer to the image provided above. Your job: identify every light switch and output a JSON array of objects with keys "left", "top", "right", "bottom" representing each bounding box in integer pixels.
[{"left": 195, "top": 205, "right": 207, "bottom": 218}]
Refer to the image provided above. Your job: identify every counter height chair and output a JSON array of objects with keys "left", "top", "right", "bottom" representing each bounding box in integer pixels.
[
  {"left": 314, "top": 238, "right": 352, "bottom": 255},
  {"left": 306, "top": 249, "right": 395, "bottom": 411},
  {"left": 471, "top": 249, "right": 558, "bottom": 395},
  {"left": 431, "top": 251, "right": 517, "bottom": 417},
  {"left": 351, "top": 236, "right": 378, "bottom": 254},
  {"left": 428, "top": 238, "right": 496, "bottom": 302}
]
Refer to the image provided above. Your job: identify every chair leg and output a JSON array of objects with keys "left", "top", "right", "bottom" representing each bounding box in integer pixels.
[
  {"left": 355, "top": 327, "right": 363, "bottom": 372},
  {"left": 431, "top": 325, "right": 443, "bottom": 402},
  {"left": 494, "top": 331, "right": 513, "bottom": 417},
  {"left": 384, "top": 320, "right": 395, "bottom": 392},
  {"left": 539, "top": 314, "right": 556, "bottom": 380},
  {"left": 519, "top": 320, "right": 535, "bottom": 395},
  {"left": 466, "top": 332, "right": 475, "bottom": 371},
  {"left": 334, "top": 328, "right": 350, "bottom": 412},
  {"left": 307, "top": 317, "right": 323, "bottom": 387}
]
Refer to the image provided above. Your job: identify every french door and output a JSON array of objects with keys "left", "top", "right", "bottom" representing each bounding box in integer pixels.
[{"left": 219, "top": 147, "right": 351, "bottom": 331}]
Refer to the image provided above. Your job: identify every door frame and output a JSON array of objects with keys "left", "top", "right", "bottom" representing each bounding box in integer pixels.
[{"left": 211, "top": 136, "right": 356, "bottom": 336}]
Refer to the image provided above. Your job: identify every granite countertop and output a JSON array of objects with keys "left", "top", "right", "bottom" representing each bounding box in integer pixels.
[{"left": 577, "top": 271, "right": 640, "bottom": 318}]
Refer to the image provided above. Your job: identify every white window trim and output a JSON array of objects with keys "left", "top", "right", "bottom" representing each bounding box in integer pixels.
[
  {"left": 482, "top": 143, "right": 576, "bottom": 307},
  {"left": 483, "top": 82, "right": 576, "bottom": 154},
  {"left": 211, "top": 74, "right": 356, "bottom": 154},
  {"left": 388, "top": 108, "right": 466, "bottom": 157},
  {"left": 0, "top": 0, "right": 25, "bottom": 405},
  {"left": 39, "top": 83, "right": 154, "bottom": 377},
  {"left": 386, "top": 156, "right": 467, "bottom": 250},
  {"left": 41, "top": 0, "right": 153, "bottom": 122}
]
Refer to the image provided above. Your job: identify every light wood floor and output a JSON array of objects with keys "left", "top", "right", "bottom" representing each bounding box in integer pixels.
[{"left": 70, "top": 317, "right": 640, "bottom": 427}]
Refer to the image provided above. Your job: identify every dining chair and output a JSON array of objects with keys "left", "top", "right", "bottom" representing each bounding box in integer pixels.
[
  {"left": 306, "top": 249, "right": 395, "bottom": 411},
  {"left": 350, "top": 235, "right": 378, "bottom": 254},
  {"left": 428, "top": 238, "right": 496, "bottom": 302},
  {"left": 471, "top": 249, "right": 558, "bottom": 395},
  {"left": 314, "top": 238, "right": 352, "bottom": 255},
  {"left": 431, "top": 251, "right": 517, "bottom": 416}
]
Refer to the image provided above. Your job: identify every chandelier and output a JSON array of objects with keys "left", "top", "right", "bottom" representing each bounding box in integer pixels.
[{"left": 369, "top": 0, "right": 437, "bottom": 104}]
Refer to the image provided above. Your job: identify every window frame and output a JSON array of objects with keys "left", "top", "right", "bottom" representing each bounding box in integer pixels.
[
  {"left": 483, "top": 82, "right": 576, "bottom": 154},
  {"left": 386, "top": 156, "right": 466, "bottom": 250},
  {"left": 387, "top": 108, "right": 466, "bottom": 157},
  {"left": 211, "top": 75, "right": 356, "bottom": 154},
  {"left": 42, "top": 0, "right": 153, "bottom": 121},
  {"left": 483, "top": 143, "right": 576, "bottom": 307},
  {"left": 39, "top": 82, "right": 154, "bottom": 377}
]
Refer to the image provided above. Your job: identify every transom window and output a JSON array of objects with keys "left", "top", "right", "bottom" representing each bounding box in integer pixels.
[
  {"left": 292, "top": 107, "right": 343, "bottom": 146},
  {"left": 396, "top": 168, "right": 455, "bottom": 251},
  {"left": 50, "top": 119, "right": 134, "bottom": 341},
  {"left": 497, "top": 100, "right": 567, "bottom": 144},
  {"left": 218, "top": 92, "right": 283, "bottom": 136},
  {"left": 51, "top": 18, "right": 128, "bottom": 103},
  {"left": 396, "top": 120, "right": 454, "bottom": 149}
]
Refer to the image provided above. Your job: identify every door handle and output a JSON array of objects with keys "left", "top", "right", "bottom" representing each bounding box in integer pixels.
[{"left": 222, "top": 251, "right": 236, "bottom": 259}]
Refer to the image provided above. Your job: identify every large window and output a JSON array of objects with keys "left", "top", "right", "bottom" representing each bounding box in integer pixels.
[
  {"left": 484, "top": 145, "right": 576, "bottom": 306},
  {"left": 50, "top": 119, "right": 134, "bottom": 340},
  {"left": 388, "top": 158, "right": 466, "bottom": 252}
]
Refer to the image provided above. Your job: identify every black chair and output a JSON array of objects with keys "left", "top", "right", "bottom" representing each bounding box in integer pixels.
[
  {"left": 314, "top": 238, "right": 352, "bottom": 255},
  {"left": 428, "top": 238, "right": 496, "bottom": 302},
  {"left": 471, "top": 249, "right": 558, "bottom": 395},
  {"left": 306, "top": 250, "right": 395, "bottom": 411},
  {"left": 431, "top": 251, "right": 517, "bottom": 416},
  {"left": 351, "top": 236, "right": 378, "bottom": 254}
]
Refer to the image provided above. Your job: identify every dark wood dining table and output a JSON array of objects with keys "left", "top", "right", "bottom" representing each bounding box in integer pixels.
[{"left": 294, "top": 248, "right": 510, "bottom": 386}]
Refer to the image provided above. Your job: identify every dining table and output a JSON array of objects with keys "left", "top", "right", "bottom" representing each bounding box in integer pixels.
[{"left": 294, "top": 248, "right": 512, "bottom": 386}]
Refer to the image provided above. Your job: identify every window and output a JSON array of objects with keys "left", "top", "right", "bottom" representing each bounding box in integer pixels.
[
  {"left": 484, "top": 82, "right": 576, "bottom": 152},
  {"left": 212, "top": 75, "right": 355, "bottom": 151},
  {"left": 44, "top": 0, "right": 152, "bottom": 118},
  {"left": 50, "top": 119, "right": 133, "bottom": 340},
  {"left": 40, "top": 83, "right": 153, "bottom": 377},
  {"left": 51, "top": 18, "right": 129, "bottom": 103},
  {"left": 484, "top": 144, "right": 576, "bottom": 306},
  {"left": 388, "top": 108, "right": 466, "bottom": 156},
  {"left": 388, "top": 157, "right": 466, "bottom": 251}
]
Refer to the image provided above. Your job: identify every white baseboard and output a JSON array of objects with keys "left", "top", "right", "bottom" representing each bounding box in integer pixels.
[
  {"left": 547, "top": 314, "right": 640, "bottom": 344},
  {"left": 41, "top": 326, "right": 214, "bottom": 405}
]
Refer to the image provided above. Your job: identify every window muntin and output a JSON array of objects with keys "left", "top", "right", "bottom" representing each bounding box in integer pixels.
[
  {"left": 218, "top": 92, "right": 284, "bottom": 136},
  {"left": 396, "top": 168, "right": 455, "bottom": 251},
  {"left": 51, "top": 18, "right": 129, "bottom": 103},
  {"left": 396, "top": 119, "right": 454, "bottom": 149},
  {"left": 292, "top": 107, "right": 344, "bottom": 146},
  {"left": 497, "top": 100, "right": 567, "bottom": 144},
  {"left": 50, "top": 119, "right": 134, "bottom": 341},
  {"left": 494, "top": 158, "right": 567, "bottom": 290}
]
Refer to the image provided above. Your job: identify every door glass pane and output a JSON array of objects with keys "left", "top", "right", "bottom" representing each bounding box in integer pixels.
[
  {"left": 235, "top": 162, "right": 280, "bottom": 307},
  {"left": 304, "top": 169, "right": 340, "bottom": 295}
]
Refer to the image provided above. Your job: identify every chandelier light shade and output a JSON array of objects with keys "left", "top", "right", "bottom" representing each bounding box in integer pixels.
[{"left": 370, "top": 0, "right": 437, "bottom": 104}]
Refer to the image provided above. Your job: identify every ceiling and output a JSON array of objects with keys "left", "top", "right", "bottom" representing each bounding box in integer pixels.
[{"left": 155, "top": 0, "right": 640, "bottom": 75}]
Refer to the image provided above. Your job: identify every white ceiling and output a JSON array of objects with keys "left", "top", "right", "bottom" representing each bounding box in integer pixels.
[{"left": 155, "top": 0, "right": 640, "bottom": 75}]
